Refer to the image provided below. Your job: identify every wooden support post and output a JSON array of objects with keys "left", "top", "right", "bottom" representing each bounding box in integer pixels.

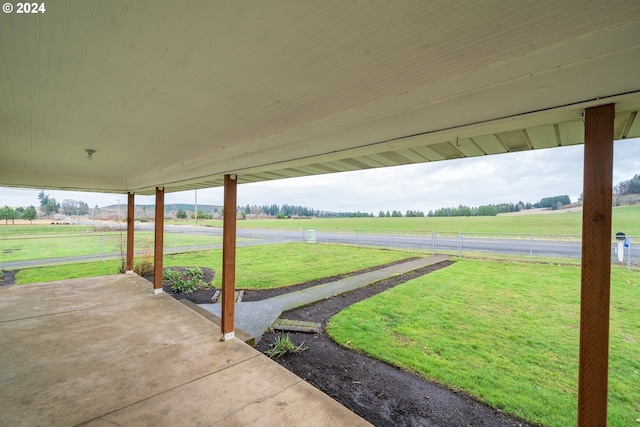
[
  {"left": 578, "top": 103, "right": 614, "bottom": 426},
  {"left": 154, "top": 187, "right": 165, "bottom": 293},
  {"left": 126, "top": 192, "right": 135, "bottom": 274},
  {"left": 221, "top": 174, "right": 237, "bottom": 341}
]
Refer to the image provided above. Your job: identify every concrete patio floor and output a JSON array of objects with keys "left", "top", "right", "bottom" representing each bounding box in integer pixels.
[{"left": 0, "top": 274, "right": 371, "bottom": 427}]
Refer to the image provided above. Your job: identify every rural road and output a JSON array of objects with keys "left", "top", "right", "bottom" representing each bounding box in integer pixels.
[{"left": 2, "top": 222, "right": 628, "bottom": 270}]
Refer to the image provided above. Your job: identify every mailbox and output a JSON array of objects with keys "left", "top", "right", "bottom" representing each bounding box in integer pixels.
[{"left": 615, "top": 232, "right": 626, "bottom": 262}]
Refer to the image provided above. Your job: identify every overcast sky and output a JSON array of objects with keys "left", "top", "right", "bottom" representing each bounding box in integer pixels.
[{"left": 2, "top": 138, "right": 639, "bottom": 214}]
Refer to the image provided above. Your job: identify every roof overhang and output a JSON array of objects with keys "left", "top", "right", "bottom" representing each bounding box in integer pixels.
[{"left": 1, "top": 1, "right": 639, "bottom": 194}]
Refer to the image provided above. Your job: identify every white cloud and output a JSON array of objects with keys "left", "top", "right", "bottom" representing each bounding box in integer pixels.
[{"left": 1, "top": 138, "right": 639, "bottom": 213}]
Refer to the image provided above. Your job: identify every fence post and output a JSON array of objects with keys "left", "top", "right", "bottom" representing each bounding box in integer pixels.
[
  {"left": 458, "top": 232, "right": 462, "bottom": 257},
  {"left": 173, "top": 233, "right": 177, "bottom": 254},
  {"left": 100, "top": 235, "right": 103, "bottom": 261},
  {"left": 530, "top": 234, "right": 533, "bottom": 262},
  {"left": 629, "top": 241, "right": 632, "bottom": 271},
  {"left": 432, "top": 230, "right": 435, "bottom": 255},
  {"left": 356, "top": 230, "right": 359, "bottom": 248}
]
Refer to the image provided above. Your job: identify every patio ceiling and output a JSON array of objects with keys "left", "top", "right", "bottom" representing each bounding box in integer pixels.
[{"left": 1, "top": 0, "right": 639, "bottom": 195}]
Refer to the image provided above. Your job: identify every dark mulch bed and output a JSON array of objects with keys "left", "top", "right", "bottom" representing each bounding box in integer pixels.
[
  {"left": 1, "top": 269, "right": 18, "bottom": 286},
  {"left": 144, "top": 267, "right": 218, "bottom": 303}
]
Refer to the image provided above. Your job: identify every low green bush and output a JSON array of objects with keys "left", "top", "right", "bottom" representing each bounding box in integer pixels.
[
  {"left": 184, "top": 267, "right": 204, "bottom": 281},
  {"left": 163, "top": 267, "right": 208, "bottom": 294},
  {"left": 163, "top": 269, "right": 181, "bottom": 283}
]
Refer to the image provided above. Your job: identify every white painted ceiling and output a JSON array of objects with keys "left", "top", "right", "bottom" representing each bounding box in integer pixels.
[{"left": 1, "top": 0, "right": 639, "bottom": 195}]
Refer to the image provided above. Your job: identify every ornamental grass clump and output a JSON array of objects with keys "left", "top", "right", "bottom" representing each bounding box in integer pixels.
[
  {"left": 266, "top": 333, "right": 308, "bottom": 359},
  {"left": 133, "top": 238, "right": 154, "bottom": 276}
]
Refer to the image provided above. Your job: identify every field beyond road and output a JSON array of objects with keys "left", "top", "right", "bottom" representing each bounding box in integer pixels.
[{"left": 172, "top": 205, "right": 640, "bottom": 236}]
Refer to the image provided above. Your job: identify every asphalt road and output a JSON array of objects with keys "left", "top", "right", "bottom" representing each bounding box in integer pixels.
[{"left": 2, "top": 222, "right": 630, "bottom": 270}]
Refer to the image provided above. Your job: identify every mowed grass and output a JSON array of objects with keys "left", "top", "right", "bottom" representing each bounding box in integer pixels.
[
  {"left": 0, "top": 224, "right": 94, "bottom": 237},
  {"left": 0, "top": 229, "right": 226, "bottom": 262},
  {"left": 12, "top": 260, "right": 123, "bottom": 283},
  {"left": 185, "top": 205, "right": 640, "bottom": 236},
  {"left": 327, "top": 260, "right": 640, "bottom": 427},
  {"left": 13, "top": 243, "right": 417, "bottom": 288}
]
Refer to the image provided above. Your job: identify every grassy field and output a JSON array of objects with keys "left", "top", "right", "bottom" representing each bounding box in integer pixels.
[
  {"left": 0, "top": 224, "right": 95, "bottom": 237},
  {"left": 327, "top": 259, "right": 640, "bottom": 427},
  {"left": 12, "top": 243, "right": 417, "bottom": 287},
  {"left": 0, "top": 230, "right": 227, "bottom": 263},
  {"left": 172, "top": 205, "right": 640, "bottom": 236},
  {"left": 3, "top": 205, "right": 637, "bottom": 264}
]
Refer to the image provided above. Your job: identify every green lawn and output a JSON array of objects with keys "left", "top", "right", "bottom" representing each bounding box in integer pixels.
[
  {"left": 12, "top": 260, "right": 124, "bottom": 283},
  {"left": 13, "top": 243, "right": 418, "bottom": 287},
  {"left": 327, "top": 259, "right": 640, "bottom": 426},
  {"left": 176, "top": 205, "right": 640, "bottom": 236},
  {"left": 0, "top": 229, "right": 227, "bottom": 263},
  {"left": 0, "top": 224, "right": 94, "bottom": 237}
]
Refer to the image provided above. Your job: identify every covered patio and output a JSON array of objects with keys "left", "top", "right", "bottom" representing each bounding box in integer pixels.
[
  {"left": 0, "top": 274, "right": 370, "bottom": 426},
  {"left": 2, "top": 1, "right": 640, "bottom": 425}
]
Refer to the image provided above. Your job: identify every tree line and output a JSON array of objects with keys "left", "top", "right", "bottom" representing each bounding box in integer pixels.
[
  {"left": 614, "top": 173, "right": 640, "bottom": 196},
  {"left": 4, "top": 173, "right": 640, "bottom": 225},
  {"left": 0, "top": 191, "right": 94, "bottom": 225},
  {"left": 239, "top": 204, "right": 375, "bottom": 218},
  {"left": 37, "top": 191, "right": 90, "bottom": 216},
  {"left": 0, "top": 205, "right": 38, "bottom": 224},
  {"left": 426, "top": 195, "right": 573, "bottom": 217}
]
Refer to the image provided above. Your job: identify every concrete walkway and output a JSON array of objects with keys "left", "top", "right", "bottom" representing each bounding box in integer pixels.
[
  {"left": 0, "top": 274, "right": 371, "bottom": 427},
  {"left": 199, "top": 255, "right": 450, "bottom": 341}
]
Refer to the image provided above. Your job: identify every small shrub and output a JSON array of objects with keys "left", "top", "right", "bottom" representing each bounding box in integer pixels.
[
  {"left": 163, "top": 269, "right": 181, "bottom": 283},
  {"left": 163, "top": 267, "right": 209, "bottom": 294},
  {"left": 184, "top": 267, "right": 204, "bottom": 280},
  {"left": 134, "top": 258, "right": 154, "bottom": 276},
  {"left": 133, "top": 237, "right": 154, "bottom": 276},
  {"left": 266, "top": 333, "right": 307, "bottom": 359},
  {"left": 170, "top": 278, "right": 195, "bottom": 294}
]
